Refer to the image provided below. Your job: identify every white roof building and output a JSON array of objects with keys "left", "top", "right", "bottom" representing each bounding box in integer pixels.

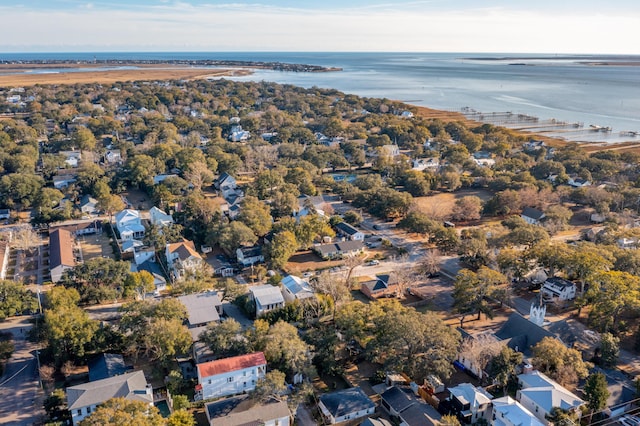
[
  {"left": 280, "top": 275, "right": 315, "bottom": 303},
  {"left": 149, "top": 206, "right": 174, "bottom": 227},
  {"left": 249, "top": 284, "right": 285, "bottom": 317},
  {"left": 516, "top": 371, "right": 584, "bottom": 425},
  {"left": 491, "top": 396, "right": 545, "bottom": 426}
]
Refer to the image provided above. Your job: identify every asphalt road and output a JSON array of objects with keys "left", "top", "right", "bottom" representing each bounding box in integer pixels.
[{"left": 0, "top": 317, "right": 45, "bottom": 426}]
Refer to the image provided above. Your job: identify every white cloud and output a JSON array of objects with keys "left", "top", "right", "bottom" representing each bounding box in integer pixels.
[{"left": 0, "top": 4, "right": 639, "bottom": 53}]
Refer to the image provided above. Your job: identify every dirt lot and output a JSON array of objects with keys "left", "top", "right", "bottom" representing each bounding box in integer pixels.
[
  {"left": 78, "top": 232, "right": 114, "bottom": 261},
  {"left": 413, "top": 188, "right": 494, "bottom": 220},
  {"left": 285, "top": 250, "right": 343, "bottom": 274},
  {"left": 121, "top": 189, "right": 154, "bottom": 211}
]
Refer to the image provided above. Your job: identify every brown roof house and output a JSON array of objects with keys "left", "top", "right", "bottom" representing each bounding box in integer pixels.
[
  {"left": 165, "top": 239, "right": 203, "bottom": 281},
  {"left": 360, "top": 274, "right": 399, "bottom": 300},
  {"left": 49, "top": 228, "right": 77, "bottom": 283}
]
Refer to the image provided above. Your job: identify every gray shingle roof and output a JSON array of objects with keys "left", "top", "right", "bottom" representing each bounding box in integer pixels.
[
  {"left": 319, "top": 387, "right": 375, "bottom": 418},
  {"left": 88, "top": 353, "right": 127, "bottom": 382},
  {"left": 66, "top": 370, "right": 152, "bottom": 410},
  {"left": 177, "top": 292, "right": 222, "bottom": 326},
  {"left": 495, "top": 313, "right": 557, "bottom": 356}
]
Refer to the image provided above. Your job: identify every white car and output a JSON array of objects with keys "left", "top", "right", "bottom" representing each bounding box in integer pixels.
[
  {"left": 367, "top": 260, "right": 379, "bottom": 266},
  {"left": 619, "top": 415, "right": 640, "bottom": 426}
]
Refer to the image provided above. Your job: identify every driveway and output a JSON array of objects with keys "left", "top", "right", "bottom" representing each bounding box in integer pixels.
[
  {"left": 0, "top": 317, "right": 45, "bottom": 425},
  {"left": 221, "top": 302, "right": 253, "bottom": 328},
  {"left": 295, "top": 404, "right": 316, "bottom": 426}
]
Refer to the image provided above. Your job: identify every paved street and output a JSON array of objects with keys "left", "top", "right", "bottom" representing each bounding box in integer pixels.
[{"left": 0, "top": 317, "right": 45, "bottom": 426}]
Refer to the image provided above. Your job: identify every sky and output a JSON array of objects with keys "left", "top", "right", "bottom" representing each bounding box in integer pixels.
[{"left": 1, "top": 0, "right": 640, "bottom": 53}]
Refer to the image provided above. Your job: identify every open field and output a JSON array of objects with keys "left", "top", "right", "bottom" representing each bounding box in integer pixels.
[
  {"left": 0, "top": 65, "right": 249, "bottom": 87},
  {"left": 413, "top": 188, "right": 494, "bottom": 220}
]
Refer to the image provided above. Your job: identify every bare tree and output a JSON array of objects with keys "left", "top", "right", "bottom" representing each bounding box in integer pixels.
[
  {"left": 343, "top": 255, "right": 365, "bottom": 288},
  {"left": 311, "top": 271, "right": 351, "bottom": 319},
  {"left": 13, "top": 227, "right": 40, "bottom": 253},
  {"left": 458, "top": 334, "right": 504, "bottom": 381},
  {"left": 416, "top": 249, "right": 441, "bottom": 278}
]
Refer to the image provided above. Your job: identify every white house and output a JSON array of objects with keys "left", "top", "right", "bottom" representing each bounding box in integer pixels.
[
  {"left": 541, "top": 277, "right": 576, "bottom": 302},
  {"left": 66, "top": 370, "right": 152, "bottom": 426},
  {"left": 52, "top": 174, "right": 78, "bottom": 189},
  {"left": 401, "top": 110, "right": 414, "bottom": 118},
  {"left": 195, "top": 352, "right": 267, "bottom": 401},
  {"left": 60, "top": 150, "right": 82, "bottom": 168},
  {"left": 516, "top": 370, "right": 584, "bottom": 425},
  {"left": 568, "top": 176, "right": 592, "bottom": 188},
  {"left": 521, "top": 207, "right": 546, "bottom": 226},
  {"left": 149, "top": 206, "right": 174, "bottom": 227},
  {"left": 229, "top": 125, "right": 250, "bottom": 142},
  {"left": 318, "top": 387, "right": 375, "bottom": 424},
  {"left": 80, "top": 195, "right": 99, "bottom": 215},
  {"left": 280, "top": 275, "right": 315, "bottom": 303},
  {"left": 236, "top": 246, "right": 264, "bottom": 267},
  {"left": 103, "top": 149, "right": 123, "bottom": 165},
  {"left": 215, "top": 172, "right": 238, "bottom": 199},
  {"left": 449, "top": 383, "right": 493, "bottom": 424},
  {"left": 249, "top": 284, "right": 285, "bottom": 317},
  {"left": 490, "top": 396, "right": 545, "bottom": 426},
  {"left": 165, "top": 240, "right": 203, "bottom": 281},
  {"left": 115, "top": 209, "right": 145, "bottom": 241},
  {"left": 412, "top": 158, "right": 440, "bottom": 172},
  {"left": 334, "top": 221, "right": 365, "bottom": 241},
  {"left": 153, "top": 174, "right": 179, "bottom": 185}
]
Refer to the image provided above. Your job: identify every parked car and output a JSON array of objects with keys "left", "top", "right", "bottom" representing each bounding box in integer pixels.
[
  {"left": 302, "top": 272, "right": 314, "bottom": 278},
  {"left": 367, "top": 260, "right": 379, "bottom": 266},
  {"left": 619, "top": 416, "right": 640, "bottom": 426}
]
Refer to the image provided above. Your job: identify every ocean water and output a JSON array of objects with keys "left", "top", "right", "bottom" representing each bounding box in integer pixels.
[{"left": 2, "top": 52, "right": 640, "bottom": 143}]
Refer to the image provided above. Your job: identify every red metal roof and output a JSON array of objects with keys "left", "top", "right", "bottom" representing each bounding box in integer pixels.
[{"left": 197, "top": 352, "right": 266, "bottom": 378}]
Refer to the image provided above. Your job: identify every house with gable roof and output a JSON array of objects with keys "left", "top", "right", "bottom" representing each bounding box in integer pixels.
[
  {"left": 249, "top": 284, "right": 285, "bottom": 317},
  {"left": 318, "top": 387, "right": 375, "bottom": 424},
  {"left": 360, "top": 274, "right": 399, "bottom": 300},
  {"left": 521, "top": 207, "right": 546, "bottom": 226},
  {"left": 280, "top": 275, "right": 315, "bottom": 303},
  {"left": 49, "top": 228, "right": 77, "bottom": 283},
  {"left": 66, "top": 370, "right": 152, "bottom": 425},
  {"left": 195, "top": 352, "right": 267, "bottom": 401},
  {"left": 149, "top": 206, "right": 174, "bottom": 227},
  {"left": 335, "top": 221, "right": 365, "bottom": 241},
  {"left": 178, "top": 291, "right": 223, "bottom": 341},
  {"left": 205, "top": 395, "right": 291, "bottom": 426},
  {"left": 448, "top": 383, "right": 494, "bottom": 424},
  {"left": 165, "top": 239, "right": 203, "bottom": 281},
  {"left": 115, "top": 209, "right": 145, "bottom": 241},
  {"left": 516, "top": 370, "right": 584, "bottom": 425}
]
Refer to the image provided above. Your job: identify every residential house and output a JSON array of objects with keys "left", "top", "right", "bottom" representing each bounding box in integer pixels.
[
  {"left": 103, "top": 149, "right": 123, "bottom": 165},
  {"left": 541, "top": 277, "right": 576, "bottom": 303},
  {"left": 236, "top": 245, "right": 264, "bottom": 267},
  {"left": 401, "top": 110, "right": 414, "bottom": 118},
  {"left": 448, "top": 383, "right": 493, "bottom": 424},
  {"left": 490, "top": 396, "right": 545, "bottom": 426},
  {"left": 521, "top": 207, "right": 546, "bottom": 226},
  {"left": 516, "top": 370, "right": 584, "bottom": 425},
  {"left": 456, "top": 334, "right": 507, "bottom": 380},
  {"left": 209, "top": 255, "right": 234, "bottom": 277},
  {"left": 50, "top": 220, "right": 102, "bottom": 237},
  {"left": 132, "top": 258, "right": 167, "bottom": 296},
  {"left": 412, "top": 158, "right": 440, "bottom": 172},
  {"left": 313, "top": 240, "right": 365, "bottom": 260},
  {"left": 165, "top": 239, "right": 203, "bottom": 281},
  {"left": 249, "top": 284, "right": 285, "bottom": 317},
  {"left": 66, "top": 370, "right": 153, "bottom": 426},
  {"left": 494, "top": 313, "right": 558, "bottom": 356},
  {"left": 88, "top": 353, "right": 128, "bottom": 382},
  {"left": 60, "top": 150, "right": 82, "bottom": 168},
  {"left": 149, "top": 206, "right": 174, "bottom": 227},
  {"left": 153, "top": 174, "right": 179, "bottom": 185},
  {"left": 335, "top": 221, "right": 365, "bottom": 241},
  {"left": 177, "top": 292, "right": 223, "bottom": 341},
  {"left": 293, "top": 194, "right": 337, "bottom": 219},
  {"left": 80, "top": 195, "right": 99, "bottom": 215},
  {"left": 280, "top": 275, "right": 315, "bottom": 303},
  {"left": 318, "top": 387, "right": 375, "bottom": 424},
  {"left": 0, "top": 241, "right": 9, "bottom": 280},
  {"left": 523, "top": 140, "right": 546, "bottom": 151},
  {"left": 360, "top": 274, "right": 400, "bottom": 300},
  {"left": 53, "top": 173, "right": 77, "bottom": 189},
  {"left": 588, "top": 367, "right": 636, "bottom": 418},
  {"left": 473, "top": 151, "right": 496, "bottom": 167},
  {"left": 49, "top": 228, "right": 77, "bottom": 283},
  {"left": 215, "top": 172, "right": 238, "bottom": 199},
  {"left": 195, "top": 352, "right": 267, "bottom": 401},
  {"left": 617, "top": 237, "right": 640, "bottom": 249},
  {"left": 229, "top": 125, "right": 250, "bottom": 142},
  {"left": 205, "top": 395, "right": 291, "bottom": 426},
  {"left": 568, "top": 176, "right": 591, "bottom": 188},
  {"left": 115, "top": 209, "right": 145, "bottom": 241},
  {"left": 380, "top": 386, "right": 441, "bottom": 426}
]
